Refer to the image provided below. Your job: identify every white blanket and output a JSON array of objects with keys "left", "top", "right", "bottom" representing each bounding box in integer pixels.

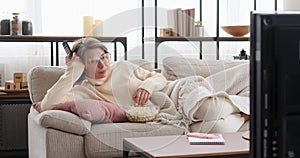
[{"left": 151, "top": 63, "right": 250, "bottom": 133}]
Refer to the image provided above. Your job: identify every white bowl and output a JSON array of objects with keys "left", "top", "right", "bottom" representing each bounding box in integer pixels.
[{"left": 126, "top": 106, "right": 159, "bottom": 122}]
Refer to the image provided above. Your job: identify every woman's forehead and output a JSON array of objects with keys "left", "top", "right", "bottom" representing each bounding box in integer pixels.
[{"left": 84, "top": 48, "right": 105, "bottom": 57}]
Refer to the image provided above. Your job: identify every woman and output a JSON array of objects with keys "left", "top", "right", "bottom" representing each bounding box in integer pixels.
[{"left": 40, "top": 38, "right": 167, "bottom": 113}]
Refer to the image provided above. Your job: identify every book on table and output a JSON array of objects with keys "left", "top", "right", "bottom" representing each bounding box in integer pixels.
[{"left": 187, "top": 134, "right": 225, "bottom": 145}]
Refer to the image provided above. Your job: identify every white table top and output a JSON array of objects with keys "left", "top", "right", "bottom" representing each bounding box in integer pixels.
[{"left": 123, "top": 132, "right": 249, "bottom": 157}]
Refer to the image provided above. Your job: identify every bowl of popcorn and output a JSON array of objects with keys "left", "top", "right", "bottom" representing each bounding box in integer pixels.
[{"left": 126, "top": 105, "right": 159, "bottom": 123}]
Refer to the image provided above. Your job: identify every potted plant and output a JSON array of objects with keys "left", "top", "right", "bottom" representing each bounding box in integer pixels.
[
  {"left": 195, "top": 20, "right": 204, "bottom": 36},
  {"left": 195, "top": 20, "right": 202, "bottom": 26}
]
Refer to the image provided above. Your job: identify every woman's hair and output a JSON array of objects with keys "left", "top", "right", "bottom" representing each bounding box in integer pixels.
[
  {"left": 71, "top": 38, "right": 109, "bottom": 84},
  {"left": 72, "top": 38, "right": 109, "bottom": 59}
]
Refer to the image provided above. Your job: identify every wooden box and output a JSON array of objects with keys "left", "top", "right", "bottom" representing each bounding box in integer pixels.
[
  {"left": 160, "top": 28, "right": 173, "bottom": 36},
  {"left": 5, "top": 81, "right": 15, "bottom": 90},
  {"left": 20, "top": 82, "right": 28, "bottom": 89},
  {"left": 14, "top": 73, "right": 27, "bottom": 83}
]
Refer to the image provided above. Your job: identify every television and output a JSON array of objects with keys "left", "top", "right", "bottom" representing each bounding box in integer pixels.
[{"left": 250, "top": 11, "right": 300, "bottom": 158}]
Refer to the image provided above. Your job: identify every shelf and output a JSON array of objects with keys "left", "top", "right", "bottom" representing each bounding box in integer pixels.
[
  {"left": 0, "top": 35, "right": 127, "bottom": 65},
  {"left": 142, "top": 0, "right": 251, "bottom": 68},
  {"left": 0, "top": 92, "right": 30, "bottom": 99},
  {"left": 142, "top": 0, "right": 253, "bottom": 68},
  {"left": 145, "top": 36, "right": 249, "bottom": 42},
  {"left": 218, "top": 37, "right": 249, "bottom": 41},
  {"left": 0, "top": 35, "right": 126, "bottom": 42},
  {"left": 0, "top": 87, "right": 28, "bottom": 93}
]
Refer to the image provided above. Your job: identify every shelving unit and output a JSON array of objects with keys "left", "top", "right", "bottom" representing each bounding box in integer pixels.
[{"left": 142, "top": 0, "right": 278, "bottom": 68}]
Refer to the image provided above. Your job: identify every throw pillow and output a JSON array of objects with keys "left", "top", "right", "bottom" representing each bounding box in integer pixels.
[{"left": 32, "top": 99, "right": 128, "bottom": 123}]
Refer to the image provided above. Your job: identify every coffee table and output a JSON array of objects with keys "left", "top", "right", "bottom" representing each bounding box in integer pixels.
[{"left": 123, "top": 132, "right": 249, "bottom": 158}]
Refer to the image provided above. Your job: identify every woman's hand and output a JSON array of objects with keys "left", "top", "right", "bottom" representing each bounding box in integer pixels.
[
  {"left": 133, "top": 88, "right": 151, "bottom": 106},
  {"left": 65, "top": 53, "right": 77, "bottom": 64}
]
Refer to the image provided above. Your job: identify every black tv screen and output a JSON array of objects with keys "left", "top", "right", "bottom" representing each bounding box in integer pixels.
[{"left": 250, "top": 11, "right": 300, "bottom": 158}]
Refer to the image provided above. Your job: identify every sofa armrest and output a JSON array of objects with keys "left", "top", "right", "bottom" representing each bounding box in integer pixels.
[
  {"left": 27, "top": 66, "right": 65, "bottom": 103},
  {"left": 30, "top": 107, "right": 91, "bottom": 135}
]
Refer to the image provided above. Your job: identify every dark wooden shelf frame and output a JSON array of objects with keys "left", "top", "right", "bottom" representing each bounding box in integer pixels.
[{"left": 0, "top": 35, "right": 127, "bottom": 66}]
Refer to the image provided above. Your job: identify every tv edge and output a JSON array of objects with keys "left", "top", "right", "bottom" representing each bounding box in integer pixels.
[{"left": 250, "top": 11, "right": 300, "bottom": 158}]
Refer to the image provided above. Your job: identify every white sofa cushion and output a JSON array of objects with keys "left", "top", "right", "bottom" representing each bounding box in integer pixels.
[
  {"left": 84, "top": 123, "right": 184, "bottom": 157},
  {"left": 162, "top": 56, "right": 248, "bottom": 80},
  {"left": 30, "top": 107, "right": 91, "bottom": 135},
  {"left": 129, "top": 59, "right": 154, "bottom": 72}
]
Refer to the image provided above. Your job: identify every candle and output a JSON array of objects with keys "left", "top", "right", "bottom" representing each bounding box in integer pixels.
[
  {"left": 83, "top": 16, "right": 93, "bottom": 36},
  {"left": 91, "top": 19, "right": 103, "bottom": 36}
]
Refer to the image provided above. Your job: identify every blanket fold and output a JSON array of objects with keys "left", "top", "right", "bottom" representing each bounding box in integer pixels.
[{"left": 151, "top": 63, "right": 250, "bottom": 133}]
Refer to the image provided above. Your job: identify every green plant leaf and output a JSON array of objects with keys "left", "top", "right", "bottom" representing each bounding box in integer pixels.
[{"left": 195, "top": 20, "right": 202, "bottom": 26}]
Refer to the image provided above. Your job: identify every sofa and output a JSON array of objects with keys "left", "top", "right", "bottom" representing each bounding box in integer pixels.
[{"left": 27, "top": 56, "right": 249, "bottom": 158}]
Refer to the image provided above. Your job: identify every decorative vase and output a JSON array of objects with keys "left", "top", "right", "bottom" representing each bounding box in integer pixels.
[
  {"left": 22, "top": 20, "right": 33, "bottom": 35},
  {"left": 11, "top": 13, "right": 22, "bottom": 35},
  {"left": 194, "top": 25, "right": 204, "bottom": 37},
  {"left": 0, "top": 19, "right": 10, "bottom": 35}
]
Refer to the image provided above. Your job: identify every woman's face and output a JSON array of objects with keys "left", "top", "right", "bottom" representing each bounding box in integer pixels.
[{"left": 83, "top": 48, "right": 110, "bottom": 79}]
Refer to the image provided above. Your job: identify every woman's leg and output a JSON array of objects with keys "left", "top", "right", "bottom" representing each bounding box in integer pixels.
[{"left": 204, "top": 62, "right": 250, "bottom": 124}]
